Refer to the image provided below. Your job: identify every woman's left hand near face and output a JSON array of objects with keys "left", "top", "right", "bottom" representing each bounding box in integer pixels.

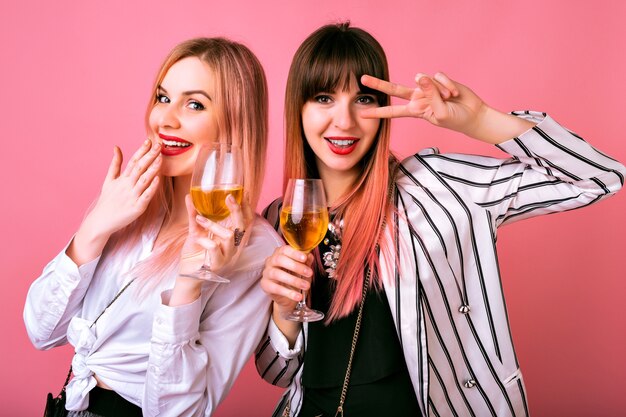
[
  {"left": 360, "top": 72, "right": 489, "bottom": 138},
  {"left": 178, "top": 194, "right": 250, "bottom": 278},
  {"left": 65, "top": 139, "right": 162, "bottom": 267},
  {"left": 86, "top": 139, "right": 163, "bottom": 238}
]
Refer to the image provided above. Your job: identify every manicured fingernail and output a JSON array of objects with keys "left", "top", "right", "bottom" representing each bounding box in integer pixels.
[
  {"left": 196, "top": 215, "right": 208, "bottom": 223},
  {"left": 144, "top": 139, "right": 150, "bottom": 145}
]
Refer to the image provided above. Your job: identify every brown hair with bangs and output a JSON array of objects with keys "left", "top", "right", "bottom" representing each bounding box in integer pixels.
[
  {"left": 284, "top": 22, "right": 398, "bottom": 321},
  {"left": 285, "top": 23, "right": 390, "bottom": 183}
]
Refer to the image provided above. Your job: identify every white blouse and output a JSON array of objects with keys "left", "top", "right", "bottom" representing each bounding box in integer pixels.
[{"left": 24, "top": 215, "right": 283, "bottom": 417}]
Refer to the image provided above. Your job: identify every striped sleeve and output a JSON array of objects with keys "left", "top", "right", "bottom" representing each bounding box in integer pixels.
[
  {"left": 422, "top": 111, "right": 625, "bottom": 227},
  {"left": 255, "top": 197, "right": 304, "bottom": 387},
  {"left": 254, "top": 319, "right": 304, "bottom": 388}
]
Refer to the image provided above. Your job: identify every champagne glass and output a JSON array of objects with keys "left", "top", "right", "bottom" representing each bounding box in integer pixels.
[
  {"left": 181, "top": 143, "right": 244, "bottom": 283},
  {"left": 280, "top": 179, "right": 329, "bottom": 322}
]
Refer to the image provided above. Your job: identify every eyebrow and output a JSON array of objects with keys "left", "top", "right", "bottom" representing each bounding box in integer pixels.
[
  {"left": 316, "top": 89, "right": 373, "bottom": 95},
  {"left": 157, "top": 86, "right": 212, "bottom": 100}
]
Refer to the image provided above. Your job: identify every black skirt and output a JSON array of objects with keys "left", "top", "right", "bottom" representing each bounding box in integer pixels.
[{"left": 80, "top": 386, "right": 142, "bottom": 417}]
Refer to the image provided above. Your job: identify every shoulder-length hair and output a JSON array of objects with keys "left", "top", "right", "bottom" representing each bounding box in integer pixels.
[
  {"left": 106, "top": 37, "right": 268, "bottom": 293},
  {"left": 284, "top": 23, "right": 397, "bottom": 321}
]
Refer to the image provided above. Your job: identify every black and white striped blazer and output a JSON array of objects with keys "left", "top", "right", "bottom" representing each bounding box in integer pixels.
[{"left": 255, "top": 112, "right": 625, "bottom": 417}]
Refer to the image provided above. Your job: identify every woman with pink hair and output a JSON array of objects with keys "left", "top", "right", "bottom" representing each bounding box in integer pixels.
[
  {"left": 24, "top": 38, "right": 282, "bottom": 417},
  {"left": 256, "top": 22, "right": 624, "bottom": 417}
]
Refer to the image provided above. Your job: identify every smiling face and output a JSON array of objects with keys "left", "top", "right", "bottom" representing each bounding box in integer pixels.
[
  {"left": 301, "top": 75, "right": 381, "bottom": 185},
  {"left": 148, "top": 56, "right": 219, "bottom": 178}
]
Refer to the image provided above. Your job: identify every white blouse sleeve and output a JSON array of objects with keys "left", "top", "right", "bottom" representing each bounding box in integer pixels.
[
  {"left": 143, "top": 218, "right": 281, "bottom": 417},
  {"left": 23, "top": 240, "right": 100, "bottom": 350}
]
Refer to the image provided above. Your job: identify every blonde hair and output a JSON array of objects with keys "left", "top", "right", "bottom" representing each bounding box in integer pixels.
[
  {"left": 284, "top": 23, "right": 398, "bottom": 321},
  {"left": 105, "top": 38, "right": 268, "bottom": 293},
  {"left": 148, "top": 37, "right": 268, "bottom": 210}
]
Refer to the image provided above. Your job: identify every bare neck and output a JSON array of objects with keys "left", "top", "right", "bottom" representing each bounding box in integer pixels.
[
  {"left": 154, "top": 175, "right": 190, "bottom": 247},
  {"left": 317, "top": 167, "right": 360, "bottom": 207}
]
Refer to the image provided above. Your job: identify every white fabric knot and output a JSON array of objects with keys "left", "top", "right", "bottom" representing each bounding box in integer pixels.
[
  {"left": 68, "top": 317, "right": 96, "bottom": 355},
  {"left": 65, "top": 317, "right": 97, "bottom": 411},
  {"left": 71, "top": 350, "right": 90, "bottom": 379}
]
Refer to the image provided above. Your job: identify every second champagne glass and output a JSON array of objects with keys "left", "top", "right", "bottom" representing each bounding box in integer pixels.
[
  {"left": 181, "top": 143, "right": 244, "bottom": 283},
  {"left": 280, "top": 179, "right": 329, "bottom": 322}
]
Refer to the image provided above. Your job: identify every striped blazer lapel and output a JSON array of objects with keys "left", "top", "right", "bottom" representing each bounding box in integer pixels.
[
  {"left": 380, "top": 182, "right": 429, "bottom": 417},
  {"left": 391, "top": 155, "right": 482, "bottom": 417},
  {"left": 393, "top": 151, "right": 528, "bottom": 417}
]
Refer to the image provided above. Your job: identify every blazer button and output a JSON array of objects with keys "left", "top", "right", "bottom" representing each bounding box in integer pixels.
[
  {"left": 464, "top": 379, "right": 477, "bottom": 388},
  {"left": 458, "top": 304, "right": 471, "bottom": 314}
]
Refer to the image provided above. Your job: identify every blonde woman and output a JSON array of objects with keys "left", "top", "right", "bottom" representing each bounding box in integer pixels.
[
  {"left": 24, "top": 38, "right": 282, "bottom": 417},
  {"left": 256, "top": 23, "right": 625, "bottom": 416}
]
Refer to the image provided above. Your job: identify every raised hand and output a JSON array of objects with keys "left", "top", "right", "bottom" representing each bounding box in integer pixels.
[
  {"left": 361, "top": 73, "right": 535, "bottom": 144},
  {"left": 178, "top": 193, "right": 250, "bottom": 277},
  {"left": 169, "top": 194, "right": 250, "bottom": 306},
  {"left": 67, "top": 139, "right": 161, "bottom": 265},
  {"left": 361, "top": 72, "right": 486, "bottom": 135},
  {"left": 259, "top": 245, "right": 314, "bottom": 344},
  {"left": 94, "top": 139, "right": 162, "bottom": 234},
  {"left": 261, "top": 246, "right": 313, "bottom": 308}
]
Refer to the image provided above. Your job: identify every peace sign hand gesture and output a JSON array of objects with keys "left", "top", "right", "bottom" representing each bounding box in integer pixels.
[{"left": 361, "top": 72, "right": 489, "bottom": 140}]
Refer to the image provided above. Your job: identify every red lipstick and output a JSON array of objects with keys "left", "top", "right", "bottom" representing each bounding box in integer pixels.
[
  {"left": 325, "top": 136, "right": 360, "bottom": 155},
  {"left": 159, "top": 133, "right": 193, "bottom": 156}
]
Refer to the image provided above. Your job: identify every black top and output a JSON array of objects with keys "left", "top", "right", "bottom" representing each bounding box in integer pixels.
[{"left": 300, "top": 228, "right": 421, "bottom": 417}]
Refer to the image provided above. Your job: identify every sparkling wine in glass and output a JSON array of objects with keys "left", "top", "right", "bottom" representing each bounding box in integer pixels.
[
  {"left": 280, "top": 179, "right": 329, "bottom": 322},
  {"left": 181, "top": 143, "right": 243, "bottom": 283}
]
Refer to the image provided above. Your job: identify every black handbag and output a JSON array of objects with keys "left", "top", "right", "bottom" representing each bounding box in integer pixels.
[
  {"left": 42, "top": 278, "right": 136, "bottom": 417},
  {"left": 43, "top": 366, "right": 71, "bottom": 417}
]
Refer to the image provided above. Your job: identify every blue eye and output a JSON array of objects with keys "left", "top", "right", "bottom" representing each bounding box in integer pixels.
[
  {"left": 188, "top": 101, "right": 205, "bottom": 111},
  {"left": 156, "top": 94, "right": 169, "bottom": 103}
]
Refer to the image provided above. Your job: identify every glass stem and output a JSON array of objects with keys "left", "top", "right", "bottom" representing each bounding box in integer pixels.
[
  {"left": 202, "top": 233, "right": 213, "bottom": 271},
  {"left": 297, "top": 289, "right": 308, "bottom": 310},
  {"left": 298, "top": 251, "right": 311, "bottom": 309}
]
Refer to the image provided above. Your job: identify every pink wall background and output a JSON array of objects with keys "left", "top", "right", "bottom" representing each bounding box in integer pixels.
[{"left": 1, "top": 1, "right": 624, "bottom": 416}]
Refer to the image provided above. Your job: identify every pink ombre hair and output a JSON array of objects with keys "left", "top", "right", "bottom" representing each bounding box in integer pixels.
[
  {"left": 104, "top": 38, "right": 268, "bottom": 294},
  {"left": 284, "top": 23, "right": 398, "bottom": 321}
]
